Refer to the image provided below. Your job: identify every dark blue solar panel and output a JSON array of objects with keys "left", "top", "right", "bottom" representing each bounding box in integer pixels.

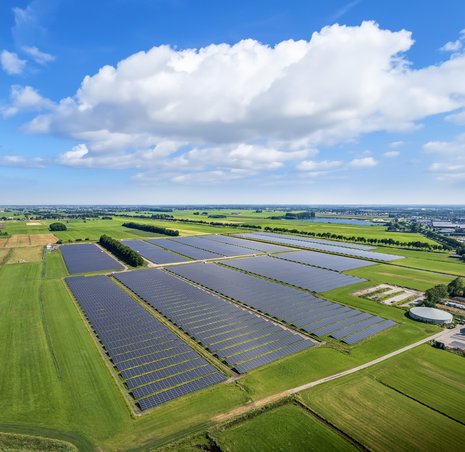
[
  {"left": 220, "top": 256, "right": 365, "bottom": 292},
  {"left": 274, "top": 250, "right": 375, "bottom": 271},
  {"left": 115, "top": 268, "right": 314, "bottom": 373},
  {"left": 65, "top": 275, "right": 225, "bottom": 410},
  {"left": 203, "top": 234, "right": 291, "bottom": 253},
  {"left": 121, "top": 240, "right": 189, "bottom": 264},
  {"left": 331, "top": 316, "right": 385, "bottom": 339},
  {"left": 168, "top": 263, "right": 394, "bottom": 343},
  {"left": 147, "top": 239, "right": 220, "bottom": 260},
  {"left": 235, "top": 232, "right": 404, "bottom": 261},
  {"left": 342, "top": 320, "right": 396, "bottom": 344},
  {"left": 61, "top": 244, "right": 124, "bottom": 274}
]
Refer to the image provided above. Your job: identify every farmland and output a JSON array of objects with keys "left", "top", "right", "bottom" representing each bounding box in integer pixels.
[{"left": 0, "top": 213, "right": 464, "bottom": 450}]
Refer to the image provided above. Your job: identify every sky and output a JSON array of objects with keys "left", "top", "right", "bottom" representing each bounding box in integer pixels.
[{"left": 0, "top": 0, "right": 465, "bottom": 205}]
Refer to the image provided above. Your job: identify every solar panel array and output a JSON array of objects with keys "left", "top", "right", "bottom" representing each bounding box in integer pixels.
[
  {"left": 193, "top": 234, "right": 291, "bottom": 253},
  {"left": 151, "top": 235, "right": 260, "bottom": 258},
  {"left": 148, "top": 239, "right": 220, "bottom": 260},
  {"left": 121, "top": 239, "right": 190, "bottom": 264},
  {"left": 274, "top": 250, "right": 375, "bottom": 272},
  {"left": 250, "top": 231, "right": 375, "bottom": 250},
  {"left": 65, "top": 275, "right": 225, "bottom": 411},
  {"left": 235, "top": 232, "right": 404, "bottom": 262},
  {"left": 60, "top": 244, "right": 124, "bottom": 274},
  {"left": 168, "top": 263, "right": 395, "bottom": 343},
  {"left": 222, "top": 255, "right": 365, "bottom": 292},
  {"left": 115, "top": 269, "right": 314, "bottom": 373}
]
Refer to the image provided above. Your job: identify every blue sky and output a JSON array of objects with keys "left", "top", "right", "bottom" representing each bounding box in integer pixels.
[{"left": 1, "top": 0, "right": 465, "bottom": 204}]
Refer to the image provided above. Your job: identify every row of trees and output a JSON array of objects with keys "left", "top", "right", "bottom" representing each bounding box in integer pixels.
[
  {"left": 161, "top": 217, "right": 262, "bottom": 230},
  {"left": 122, "top": 222, "right": 180, "bottom": 236},
  {"left": 99, "top": 235, "right": 144, "bottom": 267},
  {"left": 262, "top": 226, "right": 444, "bottom": 251}
]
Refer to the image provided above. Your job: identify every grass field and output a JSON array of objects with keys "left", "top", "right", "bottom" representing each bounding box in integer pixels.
[
  {"left": 345, "top": 264, "right": 454, "bottom": 291},
  {"left": 212, "top": 404, "right": 355, "bottom": 451},
  {"left": 300, "top": 346, "right": 465, "bottom": 451},
  {"left": 0, "top": 432, "right": 77, "bottom": 451}
]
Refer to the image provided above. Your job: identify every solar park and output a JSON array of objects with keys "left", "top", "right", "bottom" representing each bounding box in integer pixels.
[
  {"left": 115, "top": 268, "right": 314, "bottom": 373},
  {"left": 60, "top": 243, "right": 124, "bottom": 274},
  {"left": 168, "top": 263, "right": 395, "bottom": 343},
  {"left": 234, "top": 232, "right": 404, "bottom": 261},
  {"left": 59, "top": 231, "right": 399, "bottom": 412},
  {"left": 66, "top": 275, "right": 226, "bottom": 411}
]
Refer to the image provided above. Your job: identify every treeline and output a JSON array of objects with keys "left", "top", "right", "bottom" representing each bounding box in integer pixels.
[
  {"left": 163, "top": 218, "right": 262, "bottom": 230},
  {"left": 263, "top": 226, "right": 445, "bottom": 250},
  {"left": 122, "top": 222, "right": 179, "bottom": 236},
  {"left": 49, "top": 222, "right": 67, "bottom": 231},
  {"left": 99, "top": 235, "right": 144, "bottom": 267},
  {"left": 422, "top": 228, "right": 463, "bottom": 252}
]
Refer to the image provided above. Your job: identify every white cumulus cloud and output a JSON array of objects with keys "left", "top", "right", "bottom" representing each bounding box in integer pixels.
[
  {"left": 1, "top": 50, "right": 26, "bottom": 74},
  {"left": 2, "top": 85, "right": 54, "bottom": 118},
  {"left": 348, "top": 156, "right": 378, "bottom": 168},
  {"left": 21, "top": 46, "right": 55, "bottom": 64},
  {"left": 19, "top": 21, "right": 465, "bottom": 182}
]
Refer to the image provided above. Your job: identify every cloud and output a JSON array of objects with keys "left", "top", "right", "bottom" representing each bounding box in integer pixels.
[
  {"left": 383, "top": 150, "right": 400, "bottom": 158},
  {"left": 424, "top": 134, "right": 465, "bottom": 183},
  {"left": 332, "top": 0, "right": 362, "bottom": 20},
  {"left": 440, "top": 29, "right": 465, "bottom": 53},
  {"left": 348, "top": 156, "right": 378, "bottom": 168},
  {"left": 298, "top": 160, "right": 343, "bottom": 171},
  {"left": 22, "top": 21, "right": 465, "bottom": 182},
  {"left": 0, "top": 155, "right": 47, "bottom": 168},
  {"left": 1, "top": 50, "right": 26, "bottom": 74},
  {"left": 1, "top": 85, "right": 54, "bottom": 118},
  {"left": 21, "top": 46, "right": 55, "bottom": 64},
  {"left": 445, "top": 109, "right": 465, "bottom": 125}
]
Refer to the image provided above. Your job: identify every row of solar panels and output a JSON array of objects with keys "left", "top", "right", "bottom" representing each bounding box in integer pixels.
[
  {"left": 167, "top": 263, "right": 396, "bottom": 344},
  {"left": 61, "top": 243, "right": 124, "bottom": 274},
  {"left": 115, "top": 269, "right": 314, "bottom": 373},
  {"left": 66, "top": 275, "right": 226, "bottom": 411},
  {"left": 234, "top": 232, "right": 403, "bottom": 261}
]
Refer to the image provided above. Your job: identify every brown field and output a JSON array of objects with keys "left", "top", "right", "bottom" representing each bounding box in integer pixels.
[
  {"left": 1, "top": 233, "right": 58, "bottom": 248},
  {"left": 26, "top": 222, "right": 43, "bottom": 226},
  {"left": 0, "top": 248, "right": 11, "bottom": 264},
  {"left": 6, "top": 246, "right": 43, "bottom": 264}
]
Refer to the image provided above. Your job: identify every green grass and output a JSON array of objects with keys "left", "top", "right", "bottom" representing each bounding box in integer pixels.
[
  {"left": 300, "top": 346, "right": 465, "bottom": 451},
  {"left": 44, "top": 250, "right": 69, "bottom": 279},
  {"left": 212, "top": 404, "right": 355, "bottom": 452},
  {"left": 346, "top": 264, "right": 454, "bottom": 291},
  {"left": 0, "top": 432, "right": 77, "bottom": 451}
]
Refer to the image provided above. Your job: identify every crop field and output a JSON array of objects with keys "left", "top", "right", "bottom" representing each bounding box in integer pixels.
[
  {"left": 212, "top": 404, "right": 356, "bottom": 451},
  {"left": 300, "top": 346, "right": 465, "bottom": 451}
]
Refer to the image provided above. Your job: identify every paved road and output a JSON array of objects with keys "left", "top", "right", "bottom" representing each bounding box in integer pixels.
[{"left": 213, "top": 331, "right": 444, "bottom": 423}]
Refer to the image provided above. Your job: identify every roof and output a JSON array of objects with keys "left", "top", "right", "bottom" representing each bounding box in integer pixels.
[{"left": 410, "top": 307, "right": 453, "bottom": 322}]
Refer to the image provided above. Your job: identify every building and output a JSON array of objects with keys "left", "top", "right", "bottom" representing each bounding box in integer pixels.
[{"left": 409, "top": 307, "right": 453, "bottom": 325}]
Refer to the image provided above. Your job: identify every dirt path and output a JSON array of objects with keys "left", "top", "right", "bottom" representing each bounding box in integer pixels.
[{"left": 213, "top": 331, "right": 444, "bottom": 423}]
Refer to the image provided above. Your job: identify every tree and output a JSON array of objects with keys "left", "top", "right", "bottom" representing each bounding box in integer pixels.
[
  {"left": 448, "top": 277, "right": 465, "bottom": 297},
  {"left": 424, "top": 285, "right": 448, "bottom": 306},
  {"left": 49, "top": 222, "right": 67, "bottom": 231}
]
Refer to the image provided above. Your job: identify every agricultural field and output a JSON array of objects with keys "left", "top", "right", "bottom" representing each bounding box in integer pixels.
[
  {"left": 0, "top": 216, "right": 463, "bottom": 450},
  {"left": 212, "top": 404, "right": 356, "bottom": 451},
  {"left": 300, "top": 346, "right": 465, "bottom": 451}
]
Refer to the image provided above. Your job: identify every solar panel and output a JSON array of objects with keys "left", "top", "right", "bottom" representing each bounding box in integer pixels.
[
  {"left": 148, "top": 239, "right": 220, "bottom": 260},
  {"left": 221, "top": 255, "right": 365, "bottom": 292},
  {"left": 274, "top": 250, "right": 375, "bottom": 271},
  {"left": 115, "top": 268, "right": 314, "bottom": 373},
  {"left": 121, "top": 240, "right": 189, "bottom": 264},
  {"left": 203, "top": 234, "right": 291, "bottom": 253},
  {"left": 234, "top": 232, "right": 404, "bottom": 261},
  {"left": 65, "top": 275, "right": 225, "bottom": 410},
  {"left": 167, "top": 263, "right": 394, "bottom": 343},
  {"left": 331, "top": 316, "right": 385, "bottom": 339},
  {"left": 61, "top": 244, "right": 124, "bottom": 274},
  {"left": 342, "top": 320, "right": 396, "bottom": 344}
]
